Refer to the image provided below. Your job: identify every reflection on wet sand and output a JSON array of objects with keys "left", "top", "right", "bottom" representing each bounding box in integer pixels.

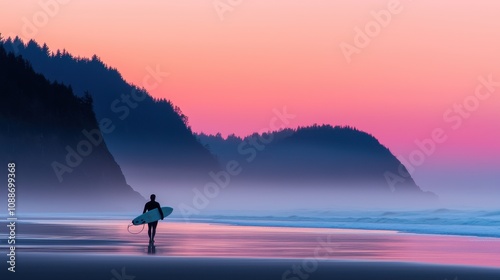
[
  {"left": 6, "top": 220, "right": 500, "bottom": 268},
  {"left": 148, "top": 244, "right": 156, "bottom": 255}
]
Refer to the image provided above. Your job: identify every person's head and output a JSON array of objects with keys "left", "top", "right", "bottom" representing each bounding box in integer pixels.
[{"left": 150, "top": 194, "right": 156, "bottom": 201}]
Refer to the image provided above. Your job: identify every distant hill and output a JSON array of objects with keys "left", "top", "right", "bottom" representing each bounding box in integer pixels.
[
  {"left": 1, "top": 37, "right": 219, "bottom": 189},
  {"left": 0, "top": 44, "right": 144, "bottom": 211},
  {"left": 198, "top": 125, "right": 437, "bottom": 202}
]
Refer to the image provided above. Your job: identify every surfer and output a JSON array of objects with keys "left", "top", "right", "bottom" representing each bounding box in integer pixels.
[{"left": 143, "top": 194, "right": 164, "bottom": 244}]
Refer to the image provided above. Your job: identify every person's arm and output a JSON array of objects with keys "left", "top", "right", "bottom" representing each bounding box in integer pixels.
[
  {"left": 143, "top": 203, "right": 147, "bottom": 214},
  {"left": 158, "top": 203, "right": 164, "bottom": 220}
]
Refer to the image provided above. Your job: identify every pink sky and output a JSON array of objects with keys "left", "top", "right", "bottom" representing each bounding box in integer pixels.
[{"left": 2, "top": 0, "right": 499, "bottom": 173}]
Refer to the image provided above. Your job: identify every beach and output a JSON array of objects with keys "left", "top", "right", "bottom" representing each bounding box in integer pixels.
[
  {"left": 7, "top": 254, "right": 500, "bottom": 280},
  {"left": 2, "top": 219, "right": 500, "bottom": 279}
]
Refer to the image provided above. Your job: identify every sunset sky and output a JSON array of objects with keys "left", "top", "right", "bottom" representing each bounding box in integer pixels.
[{"left": 2, "top": 0, "right": 499, "bottom": 201}]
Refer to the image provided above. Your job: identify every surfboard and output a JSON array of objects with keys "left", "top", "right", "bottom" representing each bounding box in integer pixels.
[{"left": 132, "top": 207, "right": 173, "bottom": 225}]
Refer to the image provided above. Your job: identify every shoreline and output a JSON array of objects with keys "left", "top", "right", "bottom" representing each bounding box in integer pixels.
[
  {"left": 3, "top": 207, "right": 500, "bottom": 239},
  {"left": 3, "top": 216, "right": 500, "bottom": 240},
  {"left": 187, "top": 219, "right": 500, "bottom": 239}
]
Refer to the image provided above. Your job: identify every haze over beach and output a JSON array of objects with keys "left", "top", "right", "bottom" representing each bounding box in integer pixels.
[{"left": 1, "top": 0, "right": 500, "bottom": 279}]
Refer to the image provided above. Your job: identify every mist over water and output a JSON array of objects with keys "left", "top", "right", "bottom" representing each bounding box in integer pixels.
[{"left": 127, "top": 178, "right": 498, "bottom": 212}]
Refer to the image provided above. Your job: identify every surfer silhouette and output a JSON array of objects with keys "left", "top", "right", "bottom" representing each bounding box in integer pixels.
[{"left": 143, "top": 194, "right": 164, "bottom": 244}]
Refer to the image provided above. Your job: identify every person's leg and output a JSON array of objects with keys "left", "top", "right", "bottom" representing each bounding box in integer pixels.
[
  {"left": 148, "top": 223, "right": 152, "bottom": 242},
  {"left": 151, "top": 221, "right": 158, "bottom": 242}
]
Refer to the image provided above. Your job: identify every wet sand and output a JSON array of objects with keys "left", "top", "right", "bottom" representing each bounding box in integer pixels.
[
  {"left": 5, "top": 253, "right": 500, "bottom": 280},
  {"left": 2, "top": 219, "right": 500, "bottom": 279}
]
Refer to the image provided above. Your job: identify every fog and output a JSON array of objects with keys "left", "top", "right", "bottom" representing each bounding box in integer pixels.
[{"left": 128, "top": 179, "right": 499, "bottom": 216}]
